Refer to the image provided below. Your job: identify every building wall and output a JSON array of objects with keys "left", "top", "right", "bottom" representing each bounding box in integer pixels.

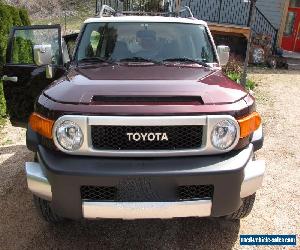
[
  {"left": 183, "top": 0, "right": 288, "bottom": 47},
  {"left": 183, "top": 0, "right": 286, "bottom": 29},
  {"left": 256, "top": 0, "right": 286, "bottom": 29},
  {"left": 182, "top": 0, "right": 251, "bottom": 26}
]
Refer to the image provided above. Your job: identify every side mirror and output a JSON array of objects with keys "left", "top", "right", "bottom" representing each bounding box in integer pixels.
[
  {"left": 217, "top": 45, "right": 230, "bottom": 66},
  {"left": 33, "top": 44, "right": 52, "bottom": 66}
]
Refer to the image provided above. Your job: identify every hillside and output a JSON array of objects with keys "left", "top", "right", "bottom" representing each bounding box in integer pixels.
[
  {"left": 3, "top": 0, "right": 95, "bottom": 19},
  {"left": 2, "top": 0, "right": 163, "bottom": 31}
]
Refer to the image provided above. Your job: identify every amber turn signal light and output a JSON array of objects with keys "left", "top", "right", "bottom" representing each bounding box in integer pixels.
[
  {"left": 238, "top": 112, "right": 261, "bottom": 138},
  {"left": 29, "top": 113, "right": 54, "bottom": 139}
]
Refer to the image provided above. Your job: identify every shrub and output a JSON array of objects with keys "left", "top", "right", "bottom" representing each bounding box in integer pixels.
[
  {"left": 245, "top": 79, "right": 255, "bottom": 91},
  {"left": 12, "top": 36, "right": 34, "bottom": 64},
  {"left": 7, "top": 5, "right": 23, "bottom": 26},
  {"left": 222, "top": 56, "right": 243, "bottom": 75},
  {"left": 227, "top": 72, "right": 241, "bottom": 83},
  {"left": 223, "top": 57, "right": 255, "bottom": 91},
  {"left": 19, "top": 8, "right": 31, "bottom": 26},
  {"left": 0, "top": 3, "right": 30, "bottom": 119},
  {"left": 0, "top": 80, "right": 6, "bottom": 117}
]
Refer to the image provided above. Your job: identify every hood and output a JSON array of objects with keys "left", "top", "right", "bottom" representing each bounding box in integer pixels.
[{"left": 44, "top": 64, "right": 248, "bottom": 105}]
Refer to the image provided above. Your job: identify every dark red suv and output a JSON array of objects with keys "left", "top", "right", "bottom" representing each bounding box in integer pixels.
[{"left": 2, "top": 15, "right": 265, "bottom": 223}]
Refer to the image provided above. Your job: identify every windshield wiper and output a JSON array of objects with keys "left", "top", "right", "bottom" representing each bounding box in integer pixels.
[
  {"left": 77, "top": 57, "right": 114, "bottom": 64},
  {"left": 163, "top": 58, "right": 210, "bottom": 68},
  {"left": 119, "top": 57, "right": 160, "bottom": 64}
]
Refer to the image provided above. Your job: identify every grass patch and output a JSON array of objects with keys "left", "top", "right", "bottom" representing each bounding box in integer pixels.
[
  {"left": 226, "top": 72, "right": 256, "bottom": 90},
  {"left": 0, "top": 117, "right": 6, "bottom": 128},
  {"left": 0, "top": 80, "right": 6, "bottom": 118},
  {"left": 2, "top": 138, "right": 13, "bottom": 145},
  {"left": 223, "top": 57, "right": 256, "bottom": 91}
]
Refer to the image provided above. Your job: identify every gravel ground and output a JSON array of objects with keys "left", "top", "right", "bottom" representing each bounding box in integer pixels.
[{"left": 0, "top": 69, "right": 299, "bottom": 250}]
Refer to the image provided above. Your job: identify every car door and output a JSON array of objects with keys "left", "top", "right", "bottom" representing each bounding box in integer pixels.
[
  {"left": 63, "top": 32, "right": 79, "bottom": 59},
  {"left": 282, "top": 9, "right": 300, "bottom": 52},
  {"left": 2, "top": 25, "right": 66, "bottom": 124},
  {"left": 293, "top": 8, "right": 300, "bottom": 52}
]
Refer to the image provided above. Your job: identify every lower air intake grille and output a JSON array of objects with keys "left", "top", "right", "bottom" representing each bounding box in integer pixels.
[
  {"left": 80, "top": 186, "right": 117, "bottom": 201},
  {"left": 80, "top": 185, "right": 214, "bottom": 202},
  {"left": 91, "top": 126, "right": 203, "bottom": 150},
  {"left": 176, "top": 185, "right": 214, "bottom": 201}
]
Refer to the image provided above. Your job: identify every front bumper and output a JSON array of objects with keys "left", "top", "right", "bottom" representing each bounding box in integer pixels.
[
  {"left": 83, "top": 200, "right": 212, "bottom": 220},
  {"left": 25, "top": 144, "right": 265, "bottom": 220}
]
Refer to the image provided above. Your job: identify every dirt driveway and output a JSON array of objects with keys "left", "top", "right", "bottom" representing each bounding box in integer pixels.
[{"left": 0, "top": 69, "right": 299, "bottom": 250}]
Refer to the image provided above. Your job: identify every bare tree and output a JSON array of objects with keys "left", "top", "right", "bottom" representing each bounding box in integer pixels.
[{"left": 129, "top": 0, "right": 165, "bottom": 12}]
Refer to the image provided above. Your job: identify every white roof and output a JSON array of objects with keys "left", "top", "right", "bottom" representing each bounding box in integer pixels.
[{"left": 84, "top": 16, "right": 207, "bottom": 26}]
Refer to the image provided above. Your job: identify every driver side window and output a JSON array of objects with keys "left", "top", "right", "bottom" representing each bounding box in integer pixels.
[{"left": 10, "top": 28, "right": 61, "bottom": 65}]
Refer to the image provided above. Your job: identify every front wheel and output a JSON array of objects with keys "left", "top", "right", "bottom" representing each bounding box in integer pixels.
[
  {"left": 33, "top": 195, "right": 65, "bottom": 223},
  {"left": 225, "top": 193, "right": 256, "bottom": 220}
]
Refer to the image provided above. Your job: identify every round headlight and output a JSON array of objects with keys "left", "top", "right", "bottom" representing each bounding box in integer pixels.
[
  {"left": 55, "top": 121, "right": 83, "bottom": 151},
  {"left": 211, "top": 120, "right": 237, "bottom": 150}
]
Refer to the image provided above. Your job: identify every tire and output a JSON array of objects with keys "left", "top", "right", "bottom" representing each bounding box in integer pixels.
[
  {"left": 33, "top": 195, "right": 65, "bottom": 223},
  {"left": 225, "top": 193, "right": 256, "bottom": 220}
]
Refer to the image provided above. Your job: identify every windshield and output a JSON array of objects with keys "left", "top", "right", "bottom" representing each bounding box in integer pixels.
[{"left": 76, "top": 22, "right": 217, "bottom": 64}]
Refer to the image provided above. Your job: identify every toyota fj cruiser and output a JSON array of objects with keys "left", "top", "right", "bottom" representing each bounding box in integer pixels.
[{"left": 2, "top": 5, "right": 265, "bottom": 223}]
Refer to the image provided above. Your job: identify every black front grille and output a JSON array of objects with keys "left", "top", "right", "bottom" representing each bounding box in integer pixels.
[
  {"left": 81, "top": 186, "right": 118, "bottom": 201},
  {"left": 91, "top": 126, "right": 203, "bottom": 150},
  {"left": 177, "top": 185, "right": 214, "bottom": 201},
  {"left": 80, "top": 184, "right": 214, "bottom": 202}
]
